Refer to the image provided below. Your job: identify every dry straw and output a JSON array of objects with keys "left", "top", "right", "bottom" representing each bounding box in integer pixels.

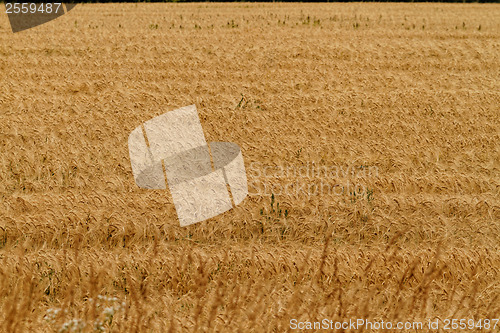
[{"left": 0, "top": 2, "right": 499, "bottom": 332}]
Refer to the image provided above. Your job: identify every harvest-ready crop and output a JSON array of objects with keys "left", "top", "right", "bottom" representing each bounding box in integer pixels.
[{"left": 0, "top": 3, "right": 498, "bottom": 332}]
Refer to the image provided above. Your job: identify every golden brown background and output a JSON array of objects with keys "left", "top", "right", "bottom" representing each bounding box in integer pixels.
[{"left": 0, "top": 3, "right": 499, "bottom": 332}]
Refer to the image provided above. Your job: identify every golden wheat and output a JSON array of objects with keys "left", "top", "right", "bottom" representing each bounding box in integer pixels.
[{"left": 0, "top": 3, "right": 499, "bottom": 332}]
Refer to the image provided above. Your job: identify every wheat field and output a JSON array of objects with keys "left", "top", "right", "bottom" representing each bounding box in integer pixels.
[{"left": 0, "top": 2, "right": 499, "bottom": 332}]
